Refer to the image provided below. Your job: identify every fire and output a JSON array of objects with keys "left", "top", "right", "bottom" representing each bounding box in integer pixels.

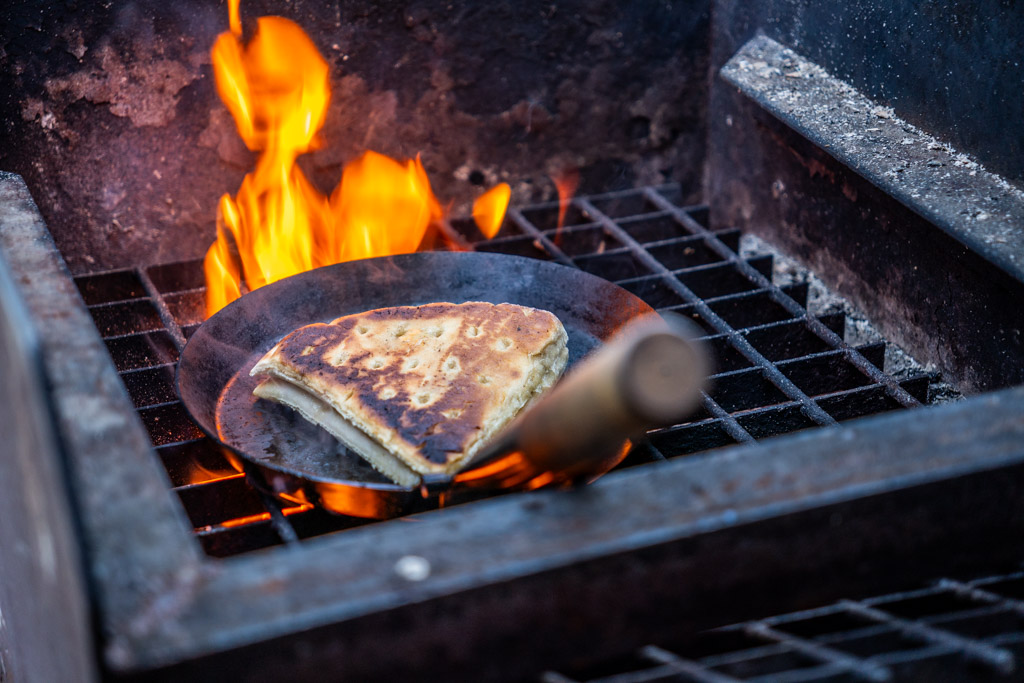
[
  {"left": 552, "top": 169, "right": 579, "bottom": 228},
  {"left": 549, "top": 167, "right": 580, "bottom": 243},
  {"left": 204, "top": 2, "right": 332, "bottom": 317},
  {"left": 204, "top": 0, "right": 508, "bottom": 317},
  {"left": 472, "top": 183, "right": 510, "bottom": 239},
  {"left": 330, "top": 151, "right": 442, "bottom": 260}
]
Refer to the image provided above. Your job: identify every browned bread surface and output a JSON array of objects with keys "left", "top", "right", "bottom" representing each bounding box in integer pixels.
[{"left": 250, "top": 302, "right": 568, "bottom": 476}]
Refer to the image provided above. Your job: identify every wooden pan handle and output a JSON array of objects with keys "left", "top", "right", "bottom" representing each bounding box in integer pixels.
[{"left": 465, "top": 316, "right": 710, "bottom": 483}]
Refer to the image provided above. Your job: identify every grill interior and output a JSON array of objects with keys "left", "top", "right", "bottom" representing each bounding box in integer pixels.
[
  {"left": 72, "top": 183, "right": 941, "bottom": 558},
  {"left": 2, "top": 2, "right": 1021, "bottom": 679},
  {"left": 541, "top": 568, "right": 1024, "bottom": 683}
]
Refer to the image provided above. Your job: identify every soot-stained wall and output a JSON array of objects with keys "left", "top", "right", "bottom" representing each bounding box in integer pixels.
[{"left": 0, "top": 0, "right": 709, "bottom": 273}]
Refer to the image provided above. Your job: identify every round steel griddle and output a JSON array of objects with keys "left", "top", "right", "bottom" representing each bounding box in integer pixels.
[{"left": 177, "top": 251, "right": 654, "bottom": 518}]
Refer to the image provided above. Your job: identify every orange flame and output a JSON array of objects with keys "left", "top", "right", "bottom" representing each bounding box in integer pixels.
[
  {"left": 203, "top": 204, "right": 242, "bottom": 317},
  {"left": 228, "top": 0, "right": 242, "bottom": 36},
  {"left": 549, "top": 167, "right": 579, "bottom": 244},
  {"left": 472, "top": 183, "right": 511, "bottom": 239},
  {"left": 204, "top": 1, "right": 494, "bottom": 318},
  {"left": 329, "top": 151, "right": 442, "bottom": 260},
  {"left": 204, "top": 4, "right": 331, "bottom": 317}
]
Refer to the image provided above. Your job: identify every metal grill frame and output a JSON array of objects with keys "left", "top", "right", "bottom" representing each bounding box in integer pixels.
[
  {"left": 71, "top": 184, "right": 936, "bottom": 556},
  {"left": 3, "top": 171, "right": 1024, "bottom": 681}
]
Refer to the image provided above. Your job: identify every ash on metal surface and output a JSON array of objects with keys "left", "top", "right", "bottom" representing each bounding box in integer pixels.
[
  {"left": 721, "top": 36, "right": 1024, "bottom": 285},
  {"left": 740, "top": 233, "right": 962, "bottom": 404}
]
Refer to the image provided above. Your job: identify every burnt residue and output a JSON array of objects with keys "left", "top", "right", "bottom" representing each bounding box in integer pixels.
[{"left": 0, "top": 0, "right": 709, "bottom": 273}]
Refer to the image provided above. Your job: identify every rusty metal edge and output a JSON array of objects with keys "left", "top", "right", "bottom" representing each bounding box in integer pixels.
[
  {"left": 0, "top": 172, "right": 204, "bottom": 672},
  {"left": 0, "top": 197, "right": 99, "bottom": 681},
  {"left": 3, "top": 171, "right": 1024, "bottom": 676}
]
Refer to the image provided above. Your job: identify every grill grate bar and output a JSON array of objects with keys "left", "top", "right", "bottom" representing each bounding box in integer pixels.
[
  {"left": 508, "top": 208, "right": 576, "bottom": 267},
  {"left": 838, "top": 599, "right": 1016, "bottom": 674},
  {"left": 973, "top": 569, "right": 1024, "bottom": 590},
  {"left": 643, "top": 188, "right": 921, "bottom": 410},
  {"left": 129, "top": 398, "right": 181, "bottom": 412},
  {"left": 540, "top": 673, "right": 584, "bottom": 683},
  {"left": 935, "top": 578, "right": 1024, "bottom": 618},
  {"left": 637, "top": 645, "right": 745, "bottom": 683},
  {"left": 696, "top": 392, "right": 758, "bottom": 445},
  {"left": 742, "top": 622, "right": 892, "bottom": 682},
  {"left": 259, "top": 491, "right": 300, "bottom": 545},
  {"left": 583, "top": 662, "right": 731, "bottom": 683},
  {"left": 139, "top": 262, "right": 307, "bottom": 545},
  {"left": 137, "top": 267, "right": 187, "bottom": 351},
  {"left": 745, "top": 665, "right": 862, "bottom": 683},
  {"left": 509, "top": 199, "right": 758, "bottom": 448},
  {"left": 575, "top": 196, "right": 837, "bottom": 429}
]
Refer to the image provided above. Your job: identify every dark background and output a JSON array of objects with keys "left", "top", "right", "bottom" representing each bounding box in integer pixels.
[
  {"left": 0, "top": 0, "right": 1020, "bottom": 274},
  {"left": 0, "top": 0, "right": 709, "bottom": 273}
]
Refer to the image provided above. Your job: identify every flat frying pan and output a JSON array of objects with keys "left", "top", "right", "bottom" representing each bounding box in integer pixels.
[{"left": 177, "top": 251, "right": 655, "bottom": 518}]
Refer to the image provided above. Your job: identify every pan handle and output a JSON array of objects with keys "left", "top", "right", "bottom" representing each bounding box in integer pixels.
[{"left": 459, "top": 315, "right": 710, "bottom": 487}]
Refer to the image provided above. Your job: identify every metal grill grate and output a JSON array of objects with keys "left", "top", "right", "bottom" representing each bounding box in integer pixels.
[
  {"left": 72, "top": 184, "right": 938, "bottom": 558},
  {"left": 540, "top": 569, "right": 1024, "bottom": 682}
]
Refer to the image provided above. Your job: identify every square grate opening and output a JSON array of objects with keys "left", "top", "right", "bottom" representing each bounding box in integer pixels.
[{"left": 73, "top": 185, "right": 950, "bottom": 558}]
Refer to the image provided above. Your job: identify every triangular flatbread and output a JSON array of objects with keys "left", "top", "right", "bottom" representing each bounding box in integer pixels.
[{"left": 249, "top": 302, "right": 568, "bottom": 485}]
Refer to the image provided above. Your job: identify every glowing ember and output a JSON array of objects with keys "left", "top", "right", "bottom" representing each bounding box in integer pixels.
[
  {"left": 204, "top": 0, "right": 509, "bottom": 317},
  {"left": 215, "top": 503, "right": 313, "bottom": 530}
]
